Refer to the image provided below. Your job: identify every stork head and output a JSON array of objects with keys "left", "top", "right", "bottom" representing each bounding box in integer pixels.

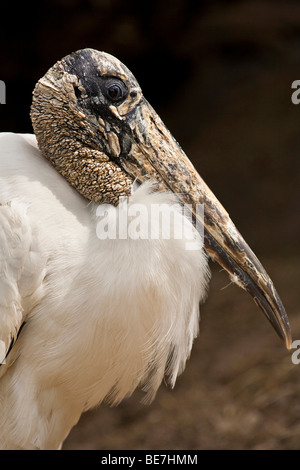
[{"left": 30, "top": 48, "right": 292, "bottom": 349}]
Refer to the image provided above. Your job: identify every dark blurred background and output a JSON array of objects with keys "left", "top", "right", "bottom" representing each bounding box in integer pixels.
[{"left": 1, "top": 0, "right": 300, "bottom": 449}]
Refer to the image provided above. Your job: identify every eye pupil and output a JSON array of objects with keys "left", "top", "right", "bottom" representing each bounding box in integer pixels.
[{"left": 107, "top": 84, "right": 122, "bottom": 100}]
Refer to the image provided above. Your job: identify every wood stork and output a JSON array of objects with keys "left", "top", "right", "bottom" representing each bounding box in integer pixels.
[{"left": 0, "top": 48, "right": 291, "bottom": 450}]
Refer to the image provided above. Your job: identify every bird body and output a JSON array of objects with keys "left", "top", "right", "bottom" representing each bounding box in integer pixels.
[
  {"left": 0, "top": 49, "right": 291, "bottom": 449},
  {"left": 0, "top": 132, "right": 208, "bottom": 449}
]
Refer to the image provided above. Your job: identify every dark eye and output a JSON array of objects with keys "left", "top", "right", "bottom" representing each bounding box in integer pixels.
[
  {"left": 107, "top": 84, "right": 122, "bottom": 100},
  {"left": 102, "top": 78, "right": 128, "bottom": 103}
]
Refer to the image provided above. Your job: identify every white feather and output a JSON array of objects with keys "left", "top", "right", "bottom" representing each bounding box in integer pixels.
[{"left": 0, "top": 133, "right": 210, "bottom": 449}]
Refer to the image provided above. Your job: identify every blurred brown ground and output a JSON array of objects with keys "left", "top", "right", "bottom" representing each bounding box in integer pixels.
[{"left": 0, "top": 0, "right": 299, "bottom": 450}]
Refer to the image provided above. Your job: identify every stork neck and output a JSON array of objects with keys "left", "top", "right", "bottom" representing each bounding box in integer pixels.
[{"left": 31, "top": 88, "right": 133, "bottom": 205}]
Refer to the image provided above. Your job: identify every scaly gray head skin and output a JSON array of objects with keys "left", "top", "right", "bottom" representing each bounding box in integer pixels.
[{"left": 30, "top": 48, "right": 292, "bottom": 349}]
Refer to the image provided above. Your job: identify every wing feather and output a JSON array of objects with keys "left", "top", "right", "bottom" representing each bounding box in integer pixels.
[{"left": 0, "top": 201, "right": 37, "bottom": 370}]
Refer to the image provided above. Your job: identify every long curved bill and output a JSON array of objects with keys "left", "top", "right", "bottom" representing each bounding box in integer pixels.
[{"left": 118, "top": 98, "right": 292, "bottom": 349}]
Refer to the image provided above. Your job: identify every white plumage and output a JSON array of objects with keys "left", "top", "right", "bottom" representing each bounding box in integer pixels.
[{"left": 0, "top": 132, "right": 209, "bottom": 449}]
